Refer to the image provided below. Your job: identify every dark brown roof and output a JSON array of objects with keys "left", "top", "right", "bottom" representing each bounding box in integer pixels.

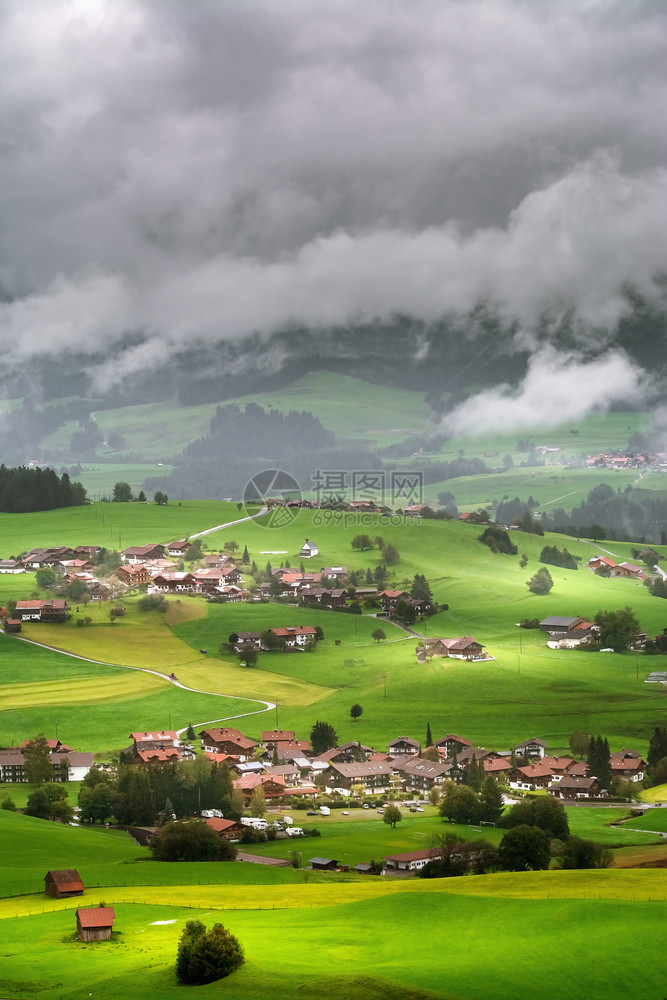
[{"left": 45, "top": 869, "right": 84, "bottom": 891}]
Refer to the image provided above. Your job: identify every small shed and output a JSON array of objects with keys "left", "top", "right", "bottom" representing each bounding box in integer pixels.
[
  {"left": 44, "top": 869, "right": 84, "bottom": 898},
  {"left": 308, "top": 856, "right": 338, "bottom": 871},
  {"left": 76, "top": 906, "right": 116, "bottom": 942},
  {"left": 355, "top": 862, "right": 374, "bottom": 874}
]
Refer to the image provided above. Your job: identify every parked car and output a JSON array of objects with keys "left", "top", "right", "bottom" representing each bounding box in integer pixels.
[
  {"left": 307, "top": 810, "right": 317, "bottom": 816},
  {"left": 409, "top": 807, "right": 418, "bottom": 813},
  {"left": 377, "top": 808, "right": 384, "bottom": 814},
  {"left": 342, "top": 810, "right": 349, "bottom": 815},
  {"left": 363, "top": 803, "right": 370, "bottom": 809},
  {"left": 416, "top": 806, "right": 424, "bottom": 812}
]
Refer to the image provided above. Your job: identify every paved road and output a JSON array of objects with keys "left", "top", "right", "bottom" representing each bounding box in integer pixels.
[{"left": 190, "top": 506, "right": 268, "bottom": 539}]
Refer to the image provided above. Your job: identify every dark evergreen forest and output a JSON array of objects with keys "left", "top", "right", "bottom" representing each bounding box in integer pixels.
[{"left": 0, "top": 465, "right": 88, "bottom": 513}]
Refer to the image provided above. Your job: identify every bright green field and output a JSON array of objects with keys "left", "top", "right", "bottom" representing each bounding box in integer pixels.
[
  {"left": 231, "top": 370, "right": 430, "bottom": 447},
  {"left": 427, "top": 468, "right": 667, "bottom": 512},
  {"left": 0, "top": 871, "right": 664, "bottom": 1000},
  {"left": 622, "top": 808, "right": 667, "bottom": 833},
  {"left": 72, "top": 463, "right": 175, "bottom": 499},
  {"left": 0, "top": 499, "right": 242, "bottom": 556},
  {"left": 639, "top": 784, "right": 667, "bottom": 803},
  {"left": 0, "top": 626, "right": 263, "bottom": 753},
  {"left": 3, "top": 510, "right": 667, "bottom": 754}
]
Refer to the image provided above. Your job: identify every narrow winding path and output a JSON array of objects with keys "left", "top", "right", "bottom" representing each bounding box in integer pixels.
[{"left": 1, "top": 632, "right": 276, "bottom": 736}]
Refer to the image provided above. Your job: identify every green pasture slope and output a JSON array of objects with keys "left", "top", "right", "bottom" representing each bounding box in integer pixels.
[
  {"left": 2, "top": 505, "right": 667, "bottom": 754},
  {"left": 0, "top": 499, "right": 242, "bottom": 555},
  {"left": 230, "top": 370, "right": 431, "bottom": 447},
  {"left": 623, "top": 808, "right": 667, "bottom": 833},
  {"left": 0, "top": 810, "right": 665, "bottom": 1000},
  {"left": 0, "top": 627, "right": 264, "bottom": 753}
]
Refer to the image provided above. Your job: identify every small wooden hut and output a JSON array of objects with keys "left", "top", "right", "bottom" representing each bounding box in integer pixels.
[
  {"left": 44, "top": 869, "right": 84, "bottom": 898},
  {"left": 76, "top": 906, "right": 116, "bottom": 942}
]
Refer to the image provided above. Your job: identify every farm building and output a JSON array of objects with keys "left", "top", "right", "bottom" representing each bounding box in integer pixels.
[
  {"left": 309, "top": 857, "right": 338, "bottom": 871},
  {"left": 383, "top": 849, "right": 438, "bottom": 873},
  {"left": 76, "top": 906, "right": 116, "bottom": 942},
  {"left": 44, "top": 869, "right": 84, "bottom": 898}
]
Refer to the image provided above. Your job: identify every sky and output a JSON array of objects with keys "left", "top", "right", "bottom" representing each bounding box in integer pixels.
[{"left": 0, "top": 0, "right": 665, "bottom": 429}]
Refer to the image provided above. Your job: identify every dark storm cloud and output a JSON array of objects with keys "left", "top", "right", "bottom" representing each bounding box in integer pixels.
[{"left": 0, "top": 0, "right": 665, "bottom": 396}]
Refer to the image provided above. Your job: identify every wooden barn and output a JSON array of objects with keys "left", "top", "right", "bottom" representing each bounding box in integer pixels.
[
  {"left": 76, "top": 906, "right": 116, "bottom": 942},
  {"left": 308, "top": 857, "right": 338, "bottom": 871},
  {"left": 44, "top": 869, "right": 84, "bottom": 898}
]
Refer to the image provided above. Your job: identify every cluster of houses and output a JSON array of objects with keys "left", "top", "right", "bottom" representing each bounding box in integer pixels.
[
  {"left": 0, "top": 739, "right": 94, "bottom": 783},
  {"left": 1, "top": 534, "right": 442, "bottom": 635},
  {"left": 125, "top": 726, "right": 644, "bottom": 804},
  {"left": 584, "top": 450, "right": 666, "bottom": 470},
  {"left": 114, "top": 542, "right": 247, "bottom": 601},
  {"left": 537, "top": 615, "right": 665, "bottom": 651},
  {"left": 587, "top": 554, "right": 649, "bottom": 581}
]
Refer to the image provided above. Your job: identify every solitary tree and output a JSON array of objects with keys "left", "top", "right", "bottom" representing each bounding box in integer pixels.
[
  {"left": 22, "top": 735, "right": 52, "bottom": 784},
  {"left": 175, "top": 920, "right": 244, "bottom": 985},
  {"left": 569, "top": 730, "right": 590, "bottom": 758},
  {"left": 350, "top": 703, "right": 363, "bottom": 723},
  {"left": 425, "top": 721, "right": 433, "bottom": 747},
  {"left": 383, "top": 804, "right": 402, "bottom": 828},
  {"left": 593, "top": 607, "right": 640, "bottom": 651},
  {"left": 250, "top": 784, "right": 266, "bottom": 817},
  {"left": 310, "top": 720, "right": 338, "bottom": 755},
  {"left": 351, "top": 534, "right": 374, "bottom": 550},
  {"left": 479, "top": 775, "right": 504, "bottom": 825},
  {"left": 224, "top": 540, "right": 239, "bottom": 553},
  {"left": 113, "top": 481, "right": 133, "bottom": 502},
  {"left": 382, "top": 543, "right": 400, "bottom": 565},
  {"left": 527, "top": 567, "right": 553, "bottom": 595},
  {"left": 35, "top": 567, "right": 57, "bottom": 590},
  {"left": 586, "top": 735, "right": 612, "bottom": 791},
  {"left": 371, "top": 628, "right": 386, "bottom": 643},
  {"left": 238, "top": 646, "right": 258, "bottom": 667},
  {"left": 439, "top": 783, "right": 483, "bottom": 826},
  {"left": 497, "top": 825, "right": 551, "bottom": 871}
]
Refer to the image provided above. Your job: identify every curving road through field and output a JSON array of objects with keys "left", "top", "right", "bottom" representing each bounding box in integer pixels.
[{"left": 1, "top": 632, "right": 276, "bottom": 736}]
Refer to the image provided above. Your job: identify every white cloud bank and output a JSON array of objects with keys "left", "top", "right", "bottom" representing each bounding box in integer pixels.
[
  {"left": 0, "top": 0, "right": 664, "bottom": 389},
  {"left": 441, "top": 348, "right": 648, "bottom": 436}
]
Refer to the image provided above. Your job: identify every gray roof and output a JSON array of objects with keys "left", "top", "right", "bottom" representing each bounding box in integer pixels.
[
  {"left": 328, "top": 761, "right": 394, "bottom": 777},
  {"left": 396, "top": 757, "right": 451, "bottom": 777}
]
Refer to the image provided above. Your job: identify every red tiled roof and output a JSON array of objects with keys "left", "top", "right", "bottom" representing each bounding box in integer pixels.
[
  {"left": 269, "top": 626, "right": 317, "bottom": 637},
  {"left": 77, "top": 907, "right": 115, "bottom": 928},
  {"left": 204, "top": 818, "right": 240, "bottom": 833}
]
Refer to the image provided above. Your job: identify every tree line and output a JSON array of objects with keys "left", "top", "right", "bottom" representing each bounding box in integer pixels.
[{"left": 0, "top": 465, "right": 87, "bottom": 512}]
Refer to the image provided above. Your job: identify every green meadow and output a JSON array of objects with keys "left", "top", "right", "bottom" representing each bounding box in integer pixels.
[
  {"left": 0, "top": 807, "right": 666, "bottom": 999},
  {"left": 0, "top": 499, "right": 242, "bottom": 555},
  {"left": 622, "top": 808, "right": 667, "bottom": 833},
  {"left": 230, "top": 370, "right": 431, "bottom": 447},
  {"left": 0, "top": 867, "right": 664, "bottom": 1000},
  {"left": 2, "top": 509, "right": 667, "bottom": 754}
]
